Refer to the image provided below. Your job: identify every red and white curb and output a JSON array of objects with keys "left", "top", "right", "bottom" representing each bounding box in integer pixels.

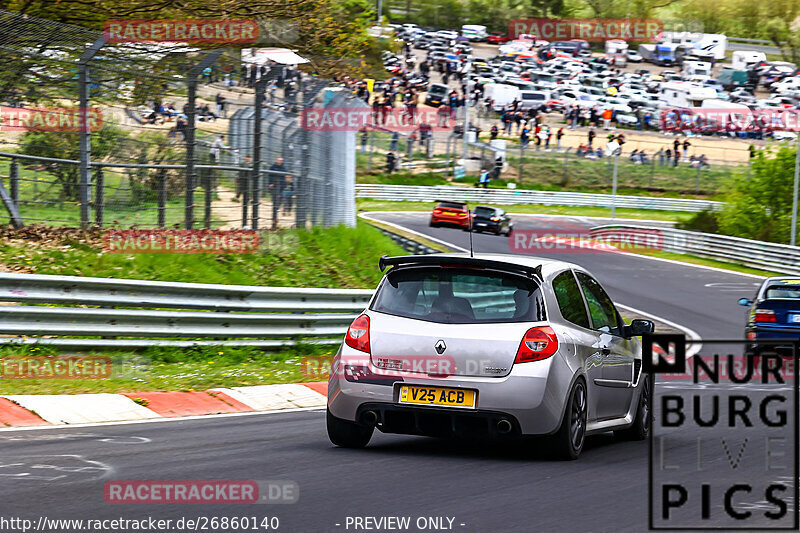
[{"left": 0, "top": 382, "right": 327, "bottom": 427}]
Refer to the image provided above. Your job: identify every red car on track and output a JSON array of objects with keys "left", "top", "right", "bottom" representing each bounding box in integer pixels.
[
  {"left": 429, "top": 200, "right": 471, "bottom": 229},
  {"left": 487, "top": 32, "right": 511, "bottom": 45}
]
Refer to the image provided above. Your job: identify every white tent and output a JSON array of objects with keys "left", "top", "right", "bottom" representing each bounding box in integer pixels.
[{"left": 241, "top": 47, "right": 309, "bottom": 65}]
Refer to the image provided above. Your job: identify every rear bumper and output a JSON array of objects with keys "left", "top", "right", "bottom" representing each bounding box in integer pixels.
[
  {"left": 357, "top": 402, "right": 522, "bottom": 439},
  {"left": 328, "top": 351, "right": 574, "bottom": 436},
  {"left": 430, "top": 214, "right": 469, "bottom": 227},
  {"left": 746, "top": 327, "right": 800, "bottom": 353}
]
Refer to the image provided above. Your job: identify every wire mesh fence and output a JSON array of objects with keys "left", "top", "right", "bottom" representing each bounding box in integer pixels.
[
  {"left": 0, "top": 9, "right": 358, "bottom": 230},
  {"left": 357, "top": 128, "right": 751, "bottom": 196}
]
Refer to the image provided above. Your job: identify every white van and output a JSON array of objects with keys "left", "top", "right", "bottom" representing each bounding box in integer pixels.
[
  {"left": 461, "top": 25, "right": 488, "bottom": 42},
  {"left": 660, "top": 81, "right": 718, "bottom": 107},
  {"left": 683, "top": 61, "right": 712, "bottom": 77},
  {"left": 732, "top": 51, "right": 766, "bottom": 71},
  {"left": 518, "top": 90, "right": 551, "bottom": 110},
  {"left": 484, "top": 83, "right": 521, "bottom": 111}
]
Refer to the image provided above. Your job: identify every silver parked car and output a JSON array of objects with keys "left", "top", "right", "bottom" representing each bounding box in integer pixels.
[{"left": 327, "top": 254, "right": 654, "bottom": 459}]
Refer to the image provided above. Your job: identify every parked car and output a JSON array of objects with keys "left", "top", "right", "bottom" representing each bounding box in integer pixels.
[{"left": 487, "top": 32, "right": 511, "bottom": 45}]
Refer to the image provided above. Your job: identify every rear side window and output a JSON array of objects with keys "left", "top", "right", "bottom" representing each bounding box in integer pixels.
[
  {"left": 765, "top": 285, "right": 800, "bottom": 299},
  {"left": 552, "top": 271, "right": 590, "bottom": 329},
  {"left": 576, "top": 272, "right": 622, "bottom": 335},
  {"left": 372, "top": 267, "right": 546, "bottom": 324}
]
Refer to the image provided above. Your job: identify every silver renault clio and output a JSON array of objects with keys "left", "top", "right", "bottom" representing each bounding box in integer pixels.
[{"left": 327, "top": 253, "right": 654, "bottom": 459}]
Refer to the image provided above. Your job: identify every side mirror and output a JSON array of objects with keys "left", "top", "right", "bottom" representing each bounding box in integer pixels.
[
  {"left": 738, "top": 298, "right": 753, "bottom": 307},
  {"left": 626, "top": 318, "right": 655, "bottom": 337}
]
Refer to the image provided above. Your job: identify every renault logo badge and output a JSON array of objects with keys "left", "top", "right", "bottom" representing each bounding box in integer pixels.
[{"left": 434, "top": 340, "right": 446, "bottom": 354}]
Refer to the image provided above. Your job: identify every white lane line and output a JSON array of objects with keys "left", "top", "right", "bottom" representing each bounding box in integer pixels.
[
  {"left": 617, "top": 303, "right": 703, "bottom": 358},
  {"left": 359, "top": 212, "right": 469, "bottom": 253},
  {"left": 0, "top": 406, "right": 327, "bottom": 433},
  {"left": 364, "top": 211, "right": 766, "bottom": 279}
]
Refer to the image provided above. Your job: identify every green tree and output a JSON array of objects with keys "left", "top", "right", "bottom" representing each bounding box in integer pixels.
[
  {"left": 716, "top": 146, "right": 799, "bottom": 243},
  {"left": 19, "top": 125, "right": 127, "bottom": 201}
]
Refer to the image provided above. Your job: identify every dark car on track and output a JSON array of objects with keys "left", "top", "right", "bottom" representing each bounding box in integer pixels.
[
  {"left": 739, "top": 277, "right": 800, "bottom": 355},
  {"left": 469, "top": 205, "right": 513, "bottom": 236},
  {"left": 429, "top": 200, "right": 470, "bottom": 229}
]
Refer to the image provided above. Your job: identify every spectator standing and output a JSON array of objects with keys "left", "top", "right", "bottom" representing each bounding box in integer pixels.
[
  {"left": 556, "top": 127, "right": 564, "bottom": 150},
  {"left": 268, "top": 157, "right": 288, "bottom": 228},
  {"left": 386, "top": 152, "right": 397, "bottom": 173}
]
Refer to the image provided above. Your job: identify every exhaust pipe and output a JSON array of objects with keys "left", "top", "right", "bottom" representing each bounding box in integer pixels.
[
  {"left": 361, "top": 410, "right": 379, "bottom": 427},
  {"left": 496, "top": 419, "right": 512, "bottom": 435}
]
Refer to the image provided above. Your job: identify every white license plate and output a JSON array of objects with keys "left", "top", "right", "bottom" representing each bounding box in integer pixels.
[{"left": 791, "top": 314, "right": 800, "bottom": 323}]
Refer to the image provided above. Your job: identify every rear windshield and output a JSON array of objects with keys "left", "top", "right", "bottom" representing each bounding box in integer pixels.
[
  {"left": 473, "top": 207, "right": 495, "bottom": 216},
  {"left": 371, "top": 267, "right": 546, "bottom": 324},
  {"left": 437, "top": 202, "right": 466, "bottom": 210},
  {"left": 765, "top": 285, "right": 800, "bottom": 299}
]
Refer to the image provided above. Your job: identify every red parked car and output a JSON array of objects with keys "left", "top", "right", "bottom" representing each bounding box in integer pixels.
[
  {"left": 430, "top": 200, "right": 471, "bottom": 230},
  {"left": 487, "top": 32, "right": 511, "bottom": 45}
]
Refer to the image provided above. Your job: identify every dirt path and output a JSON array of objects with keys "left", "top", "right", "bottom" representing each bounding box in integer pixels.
[{"left": 212, "top": 186, "right": 296, "bottom": 230}]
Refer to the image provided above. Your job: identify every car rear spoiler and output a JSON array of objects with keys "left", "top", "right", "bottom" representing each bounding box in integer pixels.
[
  {"left": 434, "top": 199, "right": 468, "bottom": 206},
  {"left": 379, "top": 255, "right": 543, "bottom": 281}
]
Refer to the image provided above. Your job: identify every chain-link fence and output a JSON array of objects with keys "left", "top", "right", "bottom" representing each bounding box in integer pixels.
[
  {"left": 0, "top": 10, "right": 359, "bottom": 230},
  {"left": 356, "top": 124, "right": 752, "bottom": 196}
]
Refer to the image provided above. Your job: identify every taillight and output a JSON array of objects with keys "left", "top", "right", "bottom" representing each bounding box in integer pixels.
[
  {"left": 515, "top": 326, "right": 558, "bottom": 363},
  {"left": 491, "top": 217, "right": 500, "bottom": 221},
  {"left": 457, "top": 212, "right": 467, "bottom": 217},
  {"left": 345, "top": 314, "right": 371, "bottom": 353},
  {"left": 433, "top": 209, "right": 442, "bottom": 214},
  {"left": 754, "top": 308, "right": 777, "bottom": 322}
]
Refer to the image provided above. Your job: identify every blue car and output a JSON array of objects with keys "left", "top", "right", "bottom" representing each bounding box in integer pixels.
[{"left": 739, "top": 277, "right": 800, "bottom": 355}]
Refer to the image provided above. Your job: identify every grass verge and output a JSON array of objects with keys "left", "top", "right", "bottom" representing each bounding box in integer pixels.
[{"left": 0, "top": 343, "right": 336, "bottom": 394}]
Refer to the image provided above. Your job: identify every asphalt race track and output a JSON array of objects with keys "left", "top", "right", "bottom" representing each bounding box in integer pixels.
[{"left": 2, "top": 212, "right": 794, "bottom": 533}]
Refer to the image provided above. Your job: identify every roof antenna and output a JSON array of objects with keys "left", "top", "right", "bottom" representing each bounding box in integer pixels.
[{"left": 468, "top": 203, "right": 474, "bottom": 257}]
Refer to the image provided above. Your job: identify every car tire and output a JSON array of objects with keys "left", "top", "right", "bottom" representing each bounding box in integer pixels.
[
  {"left": 550, "top": 378, "right": 587, "bottom": 460},
  {"left": 615, "top": 374, "right": 651, "bottom": 441},
  {"left": 327, "top": 409, "right": 374, "bottom": 448},
  {"left": 429, "top": 221, "right": 437, "bottom": 228},
  {"left": 506, "top": 227, "right": 513, "bottom": 237}
]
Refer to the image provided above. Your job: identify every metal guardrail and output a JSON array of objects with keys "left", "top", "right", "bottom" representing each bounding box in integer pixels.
[
  {"left": 355, "top": 184, "right": 723, "bottom": 213},
  {"left": 590, "top": 225, "right": 800, "bottom": 275},
  {"left": 0, "top": 273, "right": 374, "bottom": 348}
]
